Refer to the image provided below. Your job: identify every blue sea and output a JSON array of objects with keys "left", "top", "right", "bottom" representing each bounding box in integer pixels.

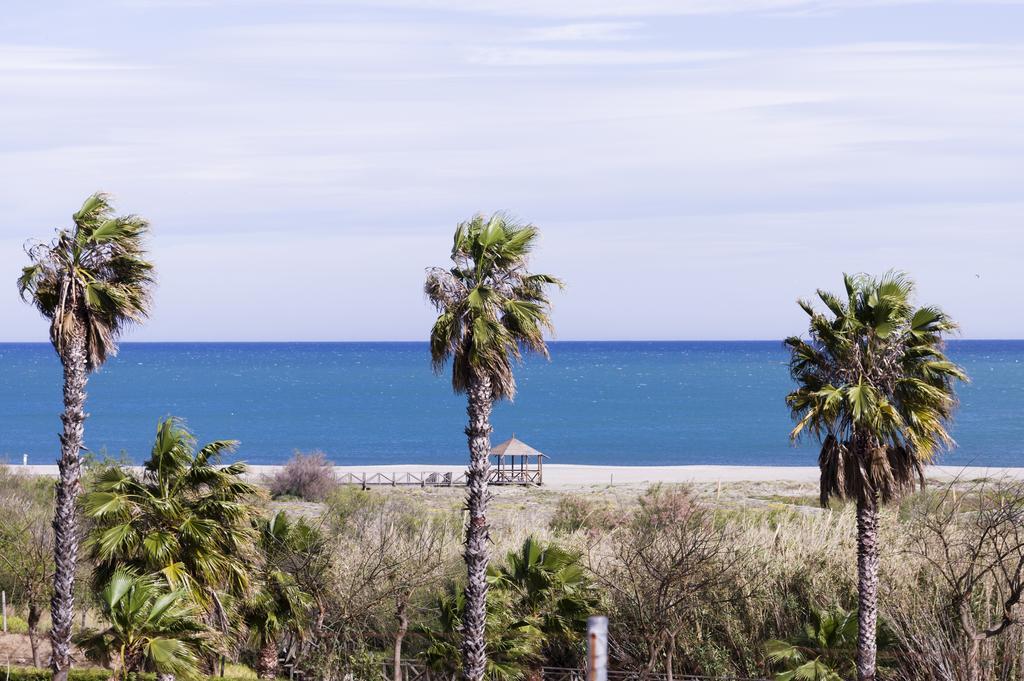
[{"left": 0, "top": 341, "right": 1021, "bottom": 467}]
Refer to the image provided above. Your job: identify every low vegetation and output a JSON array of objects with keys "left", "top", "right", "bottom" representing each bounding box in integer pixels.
[
  {"left": 268, "top": 451, "right": 338, "bottom": 502},
  {"left": 5, "top": 459, "right": 1024, "bottom": 681}
]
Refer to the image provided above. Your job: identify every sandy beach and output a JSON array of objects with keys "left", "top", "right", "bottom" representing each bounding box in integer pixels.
[{"left": 17, "top": 462, "right": 1024, "bottom": 489}]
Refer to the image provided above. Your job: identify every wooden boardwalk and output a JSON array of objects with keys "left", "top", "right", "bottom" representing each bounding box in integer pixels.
[
  {"left": 336, "top": 437, "right": 546, "bottom": 487},
  {"left": 336, "top": 471, "right": 467, "bottom": 488},
  {"left": 335, "top": 466, "right": 542, "bottom": 487}
]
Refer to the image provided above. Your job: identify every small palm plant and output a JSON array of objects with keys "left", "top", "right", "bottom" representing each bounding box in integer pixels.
[
  {"left": 765, "top": 608, "right": 857, "bottom": 681},
  {"left": 425, "top": 213, "right": 561, "bottom": 681},
  {"left": 785, "top": 272, "right": 966, "bottom": 681},
  {"left": 76, "top": 569, "right": 209, "bottom": 681},
  {"left": 18, "top": 192, "right": 154, "bottom": 681},
  {"left": 491, "top": 537, "right": 600, "bottom": 668},
  {"left": 765, "top": 608, "right": 893, "bottom": 681},
  {"left": 241, "top": 512, "right": 317, "bottom": 679},
  {"left": 83, "top": 418, "right": 258, "bottom": 633},
  {"left": 420, "top": 585, "right": 543, "bottom": 681}
]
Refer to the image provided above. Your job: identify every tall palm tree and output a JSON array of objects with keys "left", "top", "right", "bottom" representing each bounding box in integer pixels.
[
  {"left": 76, "top": 569, "right": 210, "bottom": 681},
  {"left": 425, "top": 213, "right": 561, "bottom": 681},
  {"left": 83, "top": 418, "right": 258, "bottom": 640},
  {"left": 18, "top": 192, "right": 154, "bottom": 681},
  {"left": 785, "top": 272, "right": 966, "bottom": 681}
]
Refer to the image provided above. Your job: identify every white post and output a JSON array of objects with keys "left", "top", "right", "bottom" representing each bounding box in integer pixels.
[
  {"left": 22, "top": 453, "right": 28, "bottom": 466},
  {"left": 587, "top": 615, "right": 608, "bottom": 681},
  {"left": 2, "top": 590, "right": 7, "bottom": 632}
]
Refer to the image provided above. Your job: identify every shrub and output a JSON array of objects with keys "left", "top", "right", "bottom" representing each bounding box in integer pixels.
[
  {"left": 269, "top": 451, "right": 337, "bottom": 501},
  {"left": 3, "top": 613, "right": 30, "bottom": 634},
  {"left": 222, "top": 663, "right": 258, "bottom": 679},
  {"left": 1, "top": 667, "right": 255, "bottom": 681},
  {"left": 3, "top": 670, "right": 133, "bottom": 681},
  {"left": 325, "top": 486, "right": 385, "bottom": 530},
  {"left": 548, "top": 494, "right": 618, "bottom": 535},
  {"left": 635, "top": 483, "right": 697, "bottom": 528}
]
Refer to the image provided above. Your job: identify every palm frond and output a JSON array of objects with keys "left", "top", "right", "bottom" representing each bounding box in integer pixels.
[
  {"left": 83, "top": 417, "right": 259, "bottom": 622},
  {"left": 786, "top": 272, "right": 967, "bottom": 506},
  {"left": 426, "top": 212, "right": 560, "bottom": 399},
  {"left": 19, "top": 192, "right": 154, "bottom": 370}
]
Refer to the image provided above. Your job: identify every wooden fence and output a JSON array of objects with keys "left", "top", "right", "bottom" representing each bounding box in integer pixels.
[
  {"left": 334, "top": 468, "right": 543, "bottom": 487},
  {"left": 336, "top": 471, "right": 467, "bottom": 488}
]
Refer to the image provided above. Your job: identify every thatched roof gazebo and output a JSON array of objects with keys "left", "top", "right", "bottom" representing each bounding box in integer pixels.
[{"left": 490, "top": 436, "right": 545, "bottom": 486}]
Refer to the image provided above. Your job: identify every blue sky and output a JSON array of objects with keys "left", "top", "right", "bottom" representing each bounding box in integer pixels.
[{"left": 1, "top": 0, "right": 1022, "bottom": 341}]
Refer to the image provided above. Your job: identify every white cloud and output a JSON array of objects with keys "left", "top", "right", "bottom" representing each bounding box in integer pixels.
[
  {"left": 112, "top": 0, "right": 1000, "bottom": 17},
  {"left": 2, "top": 0, "right": 1024, "bottom": 339},
  {"left": 466, "top": 47, "right": 742, "bottom": 66},
  {"left": 517, "top": 22, "right": 642, "bottom": 42},
  {"left": 0, "top": 45, "right": 136, "bottom": 72}
]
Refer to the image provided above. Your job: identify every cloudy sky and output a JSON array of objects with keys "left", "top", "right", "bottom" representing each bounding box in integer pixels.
[{"left": 1, "top": 0, "right": 1022, "bottom": 341}]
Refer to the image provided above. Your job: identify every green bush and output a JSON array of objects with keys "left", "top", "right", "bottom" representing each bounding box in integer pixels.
[
  {"left": 2, "top": 670, "right": 114, "bottom": 681},
  {"left": 3, "top": 613, "right": 30, "bottom": 634},
  {"left": 2, "top": 667, "right": 255, "bottom": 681},
  {"left": 548, "top": 494, "right": 617, "bottom": 534},
  {"left": 325, "top": 486, "right": 384, "bottom": 529},
  {"left": 222, "top": 663, "right": 257, "bottom": 680}
]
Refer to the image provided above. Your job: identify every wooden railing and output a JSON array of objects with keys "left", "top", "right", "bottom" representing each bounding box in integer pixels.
[
  {"left": 336, "top": 471, "right": 467, "bottom": 488},
  {"left": 334, "top": 469, "right": 542, "bottom": 487}
]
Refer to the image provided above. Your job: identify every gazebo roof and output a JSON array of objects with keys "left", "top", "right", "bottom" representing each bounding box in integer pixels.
[{"left": 490, "top": 436, "right": 543, "bottom": 457}]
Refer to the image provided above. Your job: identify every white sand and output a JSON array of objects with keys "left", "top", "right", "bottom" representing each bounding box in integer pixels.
[{"left": 17, "top": 463, "right": 1024, "bottom": 489}]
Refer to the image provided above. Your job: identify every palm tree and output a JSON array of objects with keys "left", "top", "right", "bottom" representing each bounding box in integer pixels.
[
  {"left": 83, "top": 418, "right": 259, "bottom": 646},
  {"left": 765, "top": 607, "right": 858, "bottom": 681},
  {"left": 425, "top": 213, "right": 561, "bottom": 681},
  {"left": 785, "top": 272, "right": 966, "bottom": 681},
  {"left": 241, "top": 512, "right": 317, "bottom": 680},
  {"left": 491, "top": 536, "right": 600, "bottom": 668},
  {"left": 18, "top": 192, "right": 154, "bottom": 681},
  {"left": 76, "top": 569, "right": 209, "bottom": 681},
  {"left": 420, "top": 584, "right": 543, "bottom": 681}
]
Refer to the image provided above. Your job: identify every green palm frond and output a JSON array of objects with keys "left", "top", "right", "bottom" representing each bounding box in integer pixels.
[
  {"left": 484, "top": 537, "right": 598, "bottom": 666},
  {"left": 83, "top": 417, "right": 259, "bottom": 613},
  {"left": 76, "top": 569, "right": 209, "bottom": 680},
  {"left": 765, "top": 607, "right": 882, "bottom": 681},
  {"left": 426, "top": 212, "right": 562, "bottom": 399},
  {"left": 18, "top": 192, "right": 154, "bottom": 370},
  {"left": 419, "top": 583, "right": 544, "bottom": 681},
  {"left": 786, "top": 272, "right": 967, "bottom": 506},
  {"left": 240, "top": 511, "right": 321, "bottom": 648}
]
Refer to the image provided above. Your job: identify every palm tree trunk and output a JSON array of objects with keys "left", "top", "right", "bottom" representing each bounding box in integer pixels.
[
  {"left": 256, "top": 639, "right": 279, "bottom": 680},
  {"left": 461, "top": 372, "right": 493, "bottom": 681},
  {"left": 51, "top": 329, "right": 88, "bottom": 681},
  {"left": 855, "top": 494, "right": 881, "bottom": 681}
]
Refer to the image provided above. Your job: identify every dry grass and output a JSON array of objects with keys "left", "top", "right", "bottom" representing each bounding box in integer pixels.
[
  {"left": 6, "top": 469, "right": 1020, "bottom": 679},
  {"left": 309, "top": 476, "right": 1024, "bottom": 678}
]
